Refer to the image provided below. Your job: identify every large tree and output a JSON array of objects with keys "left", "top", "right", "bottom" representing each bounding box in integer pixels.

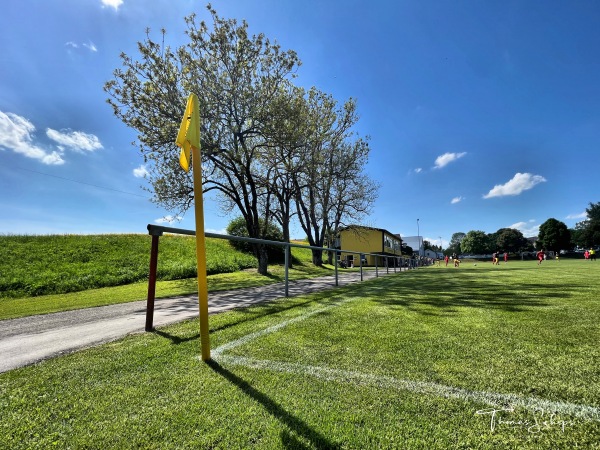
[
  {"left": 104, "top": 6, "right": 300, "bottom": 274},
  {"left": 253, "top": 82, "right": 307, "bottom": 268},
  {"left": 493, "top": 228, "right": 528, "bottom": 253},
  {"left": 538, "top": 218, "right": 571, "bottom": 253},
  {"left": 460, "top": 231, "right": 491, "bottom": 255},
  {"left": 292, "top": 88, "right": 376, "bottom": 265},
  {"left": 323, "top": 140, "right": 379, "bottom": 263},
  {"left": 575, "top": 202, "right": 600, "bottom": 248},
  {"left": 447, "top": 232, "right": 466, "bottom": 255}
]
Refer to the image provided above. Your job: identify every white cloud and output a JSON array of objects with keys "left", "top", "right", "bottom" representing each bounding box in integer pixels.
[
  {"left": 483, "top": 172, "right": 546, "bottom": 199},
  {"left": 133, "top": 165, "right": 149, "bottom": 178},
  {"left": 433, "top": 152, "right": 467, "bottom": 169},
  {"left": 0, "top": 111, "right": 64, "bottom": 165},
  {"left": 101, "top": 0, "right": 123, "bottom": 11},
  {"left": 566, "top": 212, "right": 587, "bottom": 220},
  {"left": 414, "top": 168, "right": 422, "bottom": 173},
  {"left": 155, "top": 215, "right": 182, "bottom": 224},
  {"left": 83, "top": 42, "right": 98, "bottom": 52},
  {"left": 450, "top": 196, "right": 463, "bottom": 204},
  {"left": 40, "top": 152, "right": 65, "bottom": 165},
  {"left": 66, "top": 41, "right": 98, "bottom": 53},
  {"left": 507, "top": 220, "right": 539, "bottom": 238},
  {"left": 46, "top": 128, "right": 103, "bottom": 152}
]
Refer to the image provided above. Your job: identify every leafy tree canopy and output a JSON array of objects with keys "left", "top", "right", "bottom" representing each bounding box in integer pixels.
[
  {"left": 493, "top": 228, "right": 529, "bottom": 253},
  {"left": 575, "top": 202, "right": 600, "bottom": 248},
  {"left": 104, "top": 5, "right": 377, "bottom": 273},
  {"left": 447, "top": 232, "right": 466, "bottom": 255},
  {"left": 538, "top": 218, "right": 571, "bottom": 252},
  {"left": 460, "top": 231, "right": 491, "bottom": 255}
]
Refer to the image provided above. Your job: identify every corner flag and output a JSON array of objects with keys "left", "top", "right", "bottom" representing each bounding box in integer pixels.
[
  {"left": 175, "top": 93, "right": 210, "bottom": 361},
  {"left": 176, "top": 93, "right": 200, "bottom": 172}
]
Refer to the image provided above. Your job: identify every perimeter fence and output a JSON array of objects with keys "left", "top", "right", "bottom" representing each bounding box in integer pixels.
[{"left": 144, "top": 224, "right": 429, "bottom": 330}]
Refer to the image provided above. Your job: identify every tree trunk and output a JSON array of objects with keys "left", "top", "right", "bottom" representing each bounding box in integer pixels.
[
  {"left": 326, "top": 250, "right": 334, "bottom": 265},
  {"left": 311, "top": 249, "right": 323, "bottom": 266},
  {"left": 255, "top": 244, "right": 269, "bottom": 275}
]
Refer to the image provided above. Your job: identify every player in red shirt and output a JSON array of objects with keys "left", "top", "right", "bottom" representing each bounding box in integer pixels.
[{"left": 537, "top": 249, "right": 545, "bottom": 265}]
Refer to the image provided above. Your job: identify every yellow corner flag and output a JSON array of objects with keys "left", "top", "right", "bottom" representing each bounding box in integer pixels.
[
  {"left": 176, "top": 93, "right": 210, "bottom": 361},
  {"left": 176, "top": 93, "right": 200, "bottom": 172}
]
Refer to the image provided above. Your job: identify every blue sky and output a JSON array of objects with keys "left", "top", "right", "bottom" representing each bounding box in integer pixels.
[{"left": 1, "top": 0, "right": 598, "bottom": 247}]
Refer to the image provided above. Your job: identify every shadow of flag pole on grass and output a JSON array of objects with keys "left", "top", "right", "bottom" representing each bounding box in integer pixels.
[{"left": 176, "top": 92, "right": 211, "bottom": 361}]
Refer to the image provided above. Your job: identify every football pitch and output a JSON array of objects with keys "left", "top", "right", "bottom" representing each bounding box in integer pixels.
[{"left": 1, "top": 260, "right": 599, "bottom": 448}]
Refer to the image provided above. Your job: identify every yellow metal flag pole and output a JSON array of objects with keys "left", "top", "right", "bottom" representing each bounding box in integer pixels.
[{"left": 176, "top": 93, "right": 211, "bottom": 361}]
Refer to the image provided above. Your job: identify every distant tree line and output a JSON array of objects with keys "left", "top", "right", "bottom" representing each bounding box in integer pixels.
[
  {"left": 442, "top": 201, "right": 600, "bottom": 256},
  {"left": 105, "top": 5, "right": 379, "bottom": 274}
]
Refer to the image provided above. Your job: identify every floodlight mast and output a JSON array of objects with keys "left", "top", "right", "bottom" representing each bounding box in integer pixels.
[{"left": 417, "top": 219, "right": 421, "bottom": 257}]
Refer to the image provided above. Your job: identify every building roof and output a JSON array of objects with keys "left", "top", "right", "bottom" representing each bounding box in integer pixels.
[{"left": 339, "top": 225, "right": 402, "bottom": 240}]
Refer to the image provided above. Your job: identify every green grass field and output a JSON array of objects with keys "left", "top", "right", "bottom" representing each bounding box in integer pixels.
[{"left": 1, "top": 259, "right": 599, "bottom": 449}]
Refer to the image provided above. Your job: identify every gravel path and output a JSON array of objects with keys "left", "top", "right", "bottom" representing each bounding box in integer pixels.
[{"left": 0, "top": 269, "right": 401, "bottom": 373}]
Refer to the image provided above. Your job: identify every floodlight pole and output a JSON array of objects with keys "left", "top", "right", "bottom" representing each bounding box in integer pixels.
[{"left": 417, "top": 218, "right": 420, "bottom": 257}]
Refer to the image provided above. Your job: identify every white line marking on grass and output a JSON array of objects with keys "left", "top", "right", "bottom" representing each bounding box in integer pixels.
[
  {"left": 213, "top": 299, "right": 349, "bottom": 357},
  {"left": 214, "top": 355, "right": 600, "bottom": 423},
  {"left": 211, "top": 296, "right": 600, "bottom": 423}
]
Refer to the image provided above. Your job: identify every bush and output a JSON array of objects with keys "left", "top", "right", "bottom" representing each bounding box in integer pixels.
[{"left": 226, "top": 217, "right": 286, "bottom": 263}]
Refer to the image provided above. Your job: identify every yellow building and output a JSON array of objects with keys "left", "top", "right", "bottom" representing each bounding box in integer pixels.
[{"left": 337, "top": 225, "right": 402, "bottom": 267}]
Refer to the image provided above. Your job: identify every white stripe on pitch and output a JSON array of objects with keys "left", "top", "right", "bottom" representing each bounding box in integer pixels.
[
  {"left": 211, "top": 295, "right": 600, "bottom": 422},
  {"left": 214, "top": 354, "right": 600, "bottom": 422},
  {"left": 213, "top": 299, "right": 348, "bottom": 357}
]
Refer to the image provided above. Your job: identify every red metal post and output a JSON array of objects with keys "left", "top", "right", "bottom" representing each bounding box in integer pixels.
[{"left": 145, "top": 234, "right": 160, "bottom": 331}]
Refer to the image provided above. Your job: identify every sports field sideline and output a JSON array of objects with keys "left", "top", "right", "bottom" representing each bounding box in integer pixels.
[{"left": 1, "top": 259, "right": 599, "bottom": 448}]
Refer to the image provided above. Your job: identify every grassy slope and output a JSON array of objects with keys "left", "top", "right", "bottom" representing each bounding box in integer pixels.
[
  {"left": 0, "top": 260, "right": 599, "bottom": 449},
  {"left": 0, "top": 234, "right": 258, "bottom": 298},
  {"left": 0, "top": 235, "right": 337, "bottom": 319}
]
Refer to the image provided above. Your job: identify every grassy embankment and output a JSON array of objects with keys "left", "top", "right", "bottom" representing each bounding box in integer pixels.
[
  {"left": 0, "top": 234, "right": 336, "bottom": 320},
  {"left": 1, "top": 260, "right": 599, "bottom": 448}
]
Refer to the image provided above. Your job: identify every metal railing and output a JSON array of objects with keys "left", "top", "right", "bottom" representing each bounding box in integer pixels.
[{"left": 144, "top": 224, "right": 420, "bottom": 331}]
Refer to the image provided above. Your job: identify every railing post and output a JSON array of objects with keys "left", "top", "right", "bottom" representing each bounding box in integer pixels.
[
  {"left": 375, "top": 256, "right": 378, "bottom": 278},
  {"left": 360, "top": 253, "right": 363, "bottom": 281},
  {"left": 335, "top": 250, "right": 339, "bottom": 286},
  {"left": 285, "top": 244, "right": 289, "bottom": 297},
  {"left": 145, "top": 234, "right": 160, "bottom": 332}
]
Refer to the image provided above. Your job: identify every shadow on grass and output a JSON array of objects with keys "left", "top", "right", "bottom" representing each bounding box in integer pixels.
[
  {"left": 152, "top": 329, "right": 199, "bottom": 345},
  {"left": 343, "top": 268, "right": 577, "bottom": 315},
  {"left": 208, "top": 298, "right": 328, "bottom": 334},
  {"left": 207, "top": 360, "right": 340, "bottom": 449}
]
